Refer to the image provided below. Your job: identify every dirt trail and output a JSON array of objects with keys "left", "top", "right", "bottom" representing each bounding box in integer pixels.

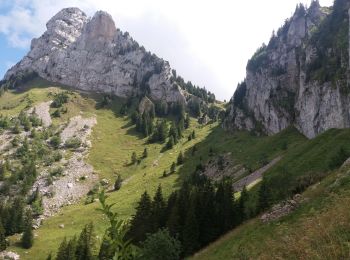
[{"left": 233, "top": 156, "right": 282, "bottom": 191}]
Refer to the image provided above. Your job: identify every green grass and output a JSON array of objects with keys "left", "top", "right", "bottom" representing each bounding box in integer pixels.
[
  {"left": 192, "top": 161, "right": 350, "bottom": 259},
  {"left": 5, "top": 81, "right": 217, "bottom": 259}
]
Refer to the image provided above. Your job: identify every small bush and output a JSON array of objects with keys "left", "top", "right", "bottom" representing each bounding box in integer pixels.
[
  {"left": 49, "top": 167, "right": 63, "bottom": 177},
  {"left": 65, "top": 137, "right": 81, "bottom": 149}
]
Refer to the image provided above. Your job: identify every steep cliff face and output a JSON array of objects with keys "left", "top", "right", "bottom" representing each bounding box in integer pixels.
[
  {"left": 225, "top": 0, "right": 350, "bottom": 138},
  {"left": 4, "top": 8, "right": 185, "bottom": 103}
]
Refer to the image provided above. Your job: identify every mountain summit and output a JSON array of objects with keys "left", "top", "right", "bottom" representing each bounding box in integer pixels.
[{"left": 4, "top": 8, "right": 185, "bottom": 103}]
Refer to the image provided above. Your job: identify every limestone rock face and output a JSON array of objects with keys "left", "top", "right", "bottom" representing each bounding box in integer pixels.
[
  {"left": 225, "top": 1, "right": 350, "bottom": 138},
  {"left": 4, "top": 8, "right": 185, "bottom": 104}
]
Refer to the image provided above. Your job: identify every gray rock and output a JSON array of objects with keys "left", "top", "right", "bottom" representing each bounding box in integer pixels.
[
  {"left": 4, "top": 8, "right": 185, "bottom": 104},
  {"left": 0, "top": 251, "right": 20, "bottom": 260},
  {"left": 225, "top": 2, "right": 350, "bottom": 138}
]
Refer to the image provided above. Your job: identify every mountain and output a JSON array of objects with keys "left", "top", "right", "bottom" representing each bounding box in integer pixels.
[
  {"left": 3, "top": 8, "right": 186, "bottom": 103},
  {"left": 225, "top": 0, "right": 350, "bottom": 138}
]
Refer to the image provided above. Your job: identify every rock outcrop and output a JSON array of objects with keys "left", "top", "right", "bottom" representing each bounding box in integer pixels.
[
  {"left": 4, "top": 8, "right": 185, "bottom": 103},
  {"left": 225, "top": 1, "right": 350, "bottom": 138}
]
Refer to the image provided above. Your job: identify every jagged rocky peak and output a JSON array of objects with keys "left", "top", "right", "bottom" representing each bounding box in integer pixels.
[
  {"left": 4, "top": 7, "right": 185, "bottom": 104},
  {"left": 225, "top": 0, "right": 350, "bottom": 138},
  {"left": 82, "top": 11, "right": 117, "bottom": 44}
]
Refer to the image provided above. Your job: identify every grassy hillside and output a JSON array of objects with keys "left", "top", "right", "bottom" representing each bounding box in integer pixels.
[
  {"left": 192, "top": 127, "right": 350, "bottom": 259},
  {"left": 192, "top": 154, "right": 350, "bottom": 259}
]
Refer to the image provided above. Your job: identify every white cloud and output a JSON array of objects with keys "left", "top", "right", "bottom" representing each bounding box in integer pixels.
[{"left": 0, "top": 0, "right": 335, "bottom": 100}]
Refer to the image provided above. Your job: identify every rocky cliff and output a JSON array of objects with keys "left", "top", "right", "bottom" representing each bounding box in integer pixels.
[
  {"left": 4, "top": 8, "right": 185, "bottom": 103},
  {"left": 225, "top": 0, "right": 350, "bottom": 138}
]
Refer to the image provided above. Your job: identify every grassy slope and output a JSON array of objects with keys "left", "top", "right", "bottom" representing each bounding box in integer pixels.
[
  {"left": 3, "top": 79, "right": 308, "bottom": 259},
  {"left": 4, "top": 81, "right": 217, "bottom": 259},
  {"left": 193, "top": 130, "right": 350, "bottom": 259}
]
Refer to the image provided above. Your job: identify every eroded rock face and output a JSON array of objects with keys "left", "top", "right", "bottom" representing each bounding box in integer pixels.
[
  {"left": 225, "top": 1, "right": 350, "bottom": 138},
  {"left": 5, "top": 8, "right": 185, "bottom": 104}
]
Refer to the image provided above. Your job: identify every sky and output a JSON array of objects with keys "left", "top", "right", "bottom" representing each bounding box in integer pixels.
[{"left": 0, "top": 0, "right": 334, "bottom": 100}]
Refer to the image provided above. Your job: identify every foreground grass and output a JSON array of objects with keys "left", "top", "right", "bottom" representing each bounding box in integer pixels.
[{"left": 192, "top": 162, "right": 350, "bottom": 260}]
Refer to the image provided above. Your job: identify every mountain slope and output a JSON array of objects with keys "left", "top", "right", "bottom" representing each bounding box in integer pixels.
[
  {"left": 193, "top": 154, "right": 350, "bottom": 259},
  {"left": 225, "top": 0, "right": 350, "bottom": 138}
]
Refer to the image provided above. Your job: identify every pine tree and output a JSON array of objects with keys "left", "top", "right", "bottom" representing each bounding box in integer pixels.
[
  {"left": 114, "top": 175, "right": 123, "bottom": 191},
  {"left": 76, "top": 222, "right": 95, "bottom": 260},
  {"left": 170, "top": 162, "right": 176, "bottom": 173},
  {"left": 56, "top": 238, "right": 68, "bottom": 260},
  {"left": 128, "top": 191, "right": 153, "bottom": 242},
  {"left": 184, "top": 114, "right": 190, "bottom": 129},
  {"left": 0, "top": 220, "right": 7, "bottom": 251},
  {"left": 191, "top": 130, "right": 196, "bottom": 139},
  {"left": 21, "top": 209, "right": 34, "bottom": 249},
  {"left": 66, "top": 236, "right": 77, "bottom": 260},
  {"left": 168, "top": 122, "right": 179, "bottom": 144},
  {"left": 182, "top": 196, "right": 199, "bottom": 256},
  {"left": 151, "top": 185, "right": 166, "bottom": 231},
  {"left": 257, "top": 176, "right": 270, "bottom": 212},
  {"left": 143, "top": 148, "right": 148, "bottom": 158},
  {"left": 177, "top": 152, "right": 184, "bottom": 165},
  {"left": 46, "top": 253, "right": 52, "bottom": 260},
  {"left": 131, "top": 152, "right": 137, "bottom": 165},
  {"left": 166, "top": 136, "right": 174, "bottom": 150},
  {"left": 238, "top": 186, "right": 249, "bottom": 223}
]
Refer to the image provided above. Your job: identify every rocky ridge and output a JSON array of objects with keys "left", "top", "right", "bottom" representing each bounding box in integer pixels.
[
  {"left": 225, "top": 1, "right": 350, "bottom": 138},
  {"left": 4, "top": 8, "right": 185, "bottom": 104}
]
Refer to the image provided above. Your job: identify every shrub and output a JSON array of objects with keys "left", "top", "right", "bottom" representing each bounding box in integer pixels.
[
  {"left": 65, "top": 137, "right": 82, "bottom": 149},
  {"left": 50, "top": 136, "right": 61, "bottom": 149},
  {"left": 141, "top": 229, "right": 181, "bottom": 260}
]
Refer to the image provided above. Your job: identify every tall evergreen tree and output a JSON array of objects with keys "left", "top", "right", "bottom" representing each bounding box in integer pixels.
[
  {"left": 182, "top": 195, "right": 199, "bottom": 255},
  {"left": 75, "top": 222, "right": 95, "bottom": 260},
  {"left": 21, "top": 209, "right": 34, "bottom": 249},
  {"left": 177, "top": 151, "right": 184, "bottom": 165},
  {"left": 128, "top": 191, "right": 153, "bottom": 242},
  {"left": 257, "top": 176, "right": 271, "bottom": 212},
  {"left": 238, "top": 186, "right": 249, "bottom": 223},
  {"left": 184, "top": 114, "right": 190, "bottom": 129},
  {"left": 151, "top": 185, "right": 166, "bottom": 230},
  {"left": 0, "top": 220, "right": 7, "bottom": 251},
  {"left": 56, "top": 237, "right": 68, "bottom": 260}
]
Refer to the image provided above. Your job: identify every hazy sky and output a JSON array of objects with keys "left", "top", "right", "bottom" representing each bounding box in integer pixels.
[{"left": 0, "top": 0, "right": 334, "bottom": 100}]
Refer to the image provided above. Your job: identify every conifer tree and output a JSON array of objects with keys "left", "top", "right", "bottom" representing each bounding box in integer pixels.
[
  {"left": 184, "top": 114, "right": 190, "bottom": 129},
  {"left": 151, "top": 185, "right": 166, "bottom": 230},
  {"left": 143, "top": 148, "right": 148, "bottom": 158},
  {"left": 177, "top": 152, "right": 184, "bottom": 165},
  {"left": 128, "top": 191, "right": 153, "bottom": 242},
  {"left": 182, "top": 196, "right": 199, "bottom": 255},
  {"left": 0, "top": 220, "right": 7, "bottom": 251},
  {"left": 191, "top": 130, "right": 196, "bottom": 139},
  {"left": 56, "top": 238, "right": 68, "bottom": 260},
  {"left": 131, "top": 152, "right": 137, "bottom": 165},
  {"left": 114, "top": 175, "right": 123, "bottom": 191},
  {"left": 76, "top": 222, "right": 95, "bottom": 260},
  {"left": 170, "top": 162, "right": 176, "bottom": 173},
  {"left": 257, "top": 176, "right": 270, "bottom": 212},
  {"left": 238, "top": 186, "right": 249, "bottom": 223},
  {"left": 168, "top": 122, "right": 179, "bottom": 144},
  {"left": 166, "top": 136, "right": 174, "bottom": 150},
  {"left": 21, "top": 209, "right": 34, "bottom": 249}
]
